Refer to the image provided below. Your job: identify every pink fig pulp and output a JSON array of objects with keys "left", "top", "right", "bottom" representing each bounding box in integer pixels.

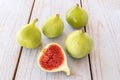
[{"left": 37, "top": 43, "right": 70, "bottom": 75}]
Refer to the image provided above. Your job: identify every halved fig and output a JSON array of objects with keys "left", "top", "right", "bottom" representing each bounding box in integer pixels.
[{"left": 37, "top": 43, "right": 70, "bottom": 75}]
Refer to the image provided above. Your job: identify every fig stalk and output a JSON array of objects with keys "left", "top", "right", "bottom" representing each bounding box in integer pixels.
[
  {"left": 32, "top": 18, "right": 38, "bottom": 24},
  {"left": 76, "top": 3, "right": 79, "bottom": 7}
]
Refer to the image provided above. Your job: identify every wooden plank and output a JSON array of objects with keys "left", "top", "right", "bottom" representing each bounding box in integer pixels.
[
  {"left": 82, "top": 0, "right": 120, "bottom": 80},
  {"left": 15, "top": 0, "right": 91, "bottom": 80},
  {"left": 0, "top": 0, "right": 34, "bottom": 79}
]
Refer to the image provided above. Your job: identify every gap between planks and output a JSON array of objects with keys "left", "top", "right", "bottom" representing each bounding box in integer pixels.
[
  {"left": 80, "top": 0, "right": 93, "bottom": 80},
  {"left": 12, "top": 0, "right": 36, "bottom": 79}
]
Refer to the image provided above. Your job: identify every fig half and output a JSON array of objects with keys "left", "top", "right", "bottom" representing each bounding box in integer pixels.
[{"left": 37, "top": 43, "right": 70, "bottom": 75}]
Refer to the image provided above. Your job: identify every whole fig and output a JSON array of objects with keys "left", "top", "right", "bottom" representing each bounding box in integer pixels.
[
  {"left": 66, "top": 4, "right": 88, "bottom": 28},
  {"left": 16, "top": 19, "right": 41, "bottom": 48},
  {"left": 65, "top": 30, "right": 93, "bottom": 58}
]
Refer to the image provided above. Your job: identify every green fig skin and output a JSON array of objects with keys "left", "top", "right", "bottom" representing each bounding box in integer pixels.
[
  {"left": 42, "top": 14, "right": 64, "bottom": 38},
  {"left": 65, "top": 30, "right": 92, "bottom": 58},
  {"left": 66, "top": 4, "right": 88, "bottom": 28},
  {"left": 16, "top": 19, "right": 42, "bottom": 49}
]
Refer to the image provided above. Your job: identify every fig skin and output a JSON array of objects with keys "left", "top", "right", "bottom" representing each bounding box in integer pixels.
[
  {"left": 16, "top": 19, "right": 41, "bottom": 48},
  {"left": 37, "top": 43, "right": 70, "bottom": 75},
  {"left": 42, "top": 14, "right": 64, "bottom": 38},
  {"left": 66, "top": 4, "right": 88, "bottom": 28},
  {"left": 65, "top": 30, "right": 93, "bottom": 58}
]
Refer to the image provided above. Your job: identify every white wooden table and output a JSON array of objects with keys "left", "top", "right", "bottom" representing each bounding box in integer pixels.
[{"left": 0, "top": 0, "right": 120, "bottom": 80}]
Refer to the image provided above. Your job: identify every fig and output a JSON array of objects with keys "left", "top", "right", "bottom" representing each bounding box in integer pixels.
[
  {"left": 66, "top": 4, "right": 88, "bottom": 28},
  {"left": 16, "top": 19, "right": 41, "bottom": 48},
  {"left": 37, "top": 43, "right": 70, "bottom": 75},
  {"left": 65, "top": 30, "right": 93, "bottom": 58},
  {"left": 42, "top": 14, "right": 64, "bottom": 38}
]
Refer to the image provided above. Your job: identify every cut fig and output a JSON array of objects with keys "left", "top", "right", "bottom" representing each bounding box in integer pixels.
[{"left": 37, "top": 43, "right": 70, "bottom": 75}]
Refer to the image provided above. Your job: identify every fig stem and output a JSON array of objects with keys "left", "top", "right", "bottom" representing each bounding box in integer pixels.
[
  {"left": 76, "top": 3, "right": 79, "bottom": 7},
  {"left": 65, "top": 67, "right": 70, "bottom": 76},
  {"left": 81, "top": 29, "right": 85, "bottom": 33},
  {"left": 56, "top": 14, "right": 60, "bottom": 17},
  {"left": 33, "top": 18, "right": 38, "bottom": 24}
]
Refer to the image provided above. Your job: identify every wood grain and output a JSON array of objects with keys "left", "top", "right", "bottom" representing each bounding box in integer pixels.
[
  {"left": 15, "top": 0, "right": 91, "bottom": 80},
  {"left": 82, "top": 0, "right": 120, "bottom": 80},
  {"left": 0, "top": 0, "right": 34, "bottom": 79}
]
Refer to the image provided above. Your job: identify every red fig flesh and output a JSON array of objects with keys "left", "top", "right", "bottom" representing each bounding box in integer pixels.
[
  {"left": 37, "top": 43, "right": 70, "bottom": 75},
  {"left": 40, "top": 44, "right": 64, "bottom": 70}
]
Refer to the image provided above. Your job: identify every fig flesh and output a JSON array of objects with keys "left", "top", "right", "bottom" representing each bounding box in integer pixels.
[
  {"left": 42, "top": 14, "right": 64, "bottom": 38},
  {"left": 65, "top": 30, "right": 93, "bottom": 58},
  {"left": 16, "top": 19, "right": 41, "bottom": 48},
  {"left": 37, "top": 43, "right": 70, "bottom": 75},
  {"left": 66, "top": 4, "right": 88, "bottom": 28}
]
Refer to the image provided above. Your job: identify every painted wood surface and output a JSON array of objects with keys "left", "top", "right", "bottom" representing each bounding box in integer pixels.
[
  {"left": 0, "top": 0, "right": 120, "bottom": 80},
  {"left": 82, "top": 0, "right": 120, "bottom": 80},
  {"left": 0, "top": 0, "right": 34, "bottom": 79},
  {"left": 15, "top": 0, "right": 91, "bottom": 80}
]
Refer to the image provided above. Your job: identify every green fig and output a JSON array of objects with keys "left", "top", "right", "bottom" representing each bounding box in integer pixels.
[
  {"left": 16, "top": 19, "right": 42, "bottom": 48},
  {"left": 42, "top": 14, "right": 64, "bottom": 38},
  {"left": 65, "top": 30, "right": 93, "bottom": 58},
  {"left": 66, "top": 4, "right": 88, "bottom": 28},
  {"left": 37, "top": 43, "right": 70, "bottom": 75}
]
